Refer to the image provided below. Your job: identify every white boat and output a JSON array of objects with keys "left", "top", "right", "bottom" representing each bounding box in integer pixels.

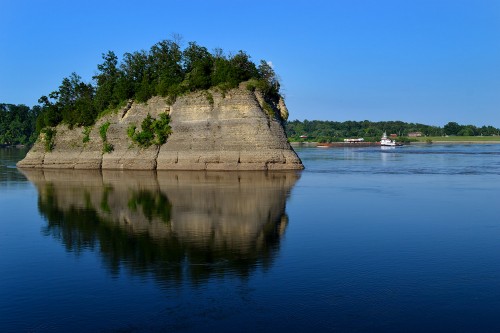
[
  {"left": 380, "top": 132, "right": 399, "bottom": 147},
  {"left": 344, "top": 138, "right": 364, "bottom": 143}
]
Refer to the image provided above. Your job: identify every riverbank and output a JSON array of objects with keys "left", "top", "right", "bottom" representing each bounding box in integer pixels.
[
  {"left": 309, "top": 142, "right": 381, "bottom": 148},
  {"left": 414, "top": 136, "right": 500, "bottom": 144},
  {"left": 290, "top": 137, "right": 500, "bottom": 148},
  {"left": 413, "top": 141, "right": 500, "bottom": 144},
  {"left": 290, "top": 140, "right": 500, "bottom": 148},
  {"left": 0, "top": 144, "right": 27, "bottom": 149}
]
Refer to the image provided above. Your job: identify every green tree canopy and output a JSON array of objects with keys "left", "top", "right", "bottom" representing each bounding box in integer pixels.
[
  {"left": 444, "top": 122, "right": 461, "bottom": 136},
  {"left": 0, "top": 103, "right": 40, "bottom": 145},
  {"left": 34, "top": 38, "right": 281, "bottom": 132}
]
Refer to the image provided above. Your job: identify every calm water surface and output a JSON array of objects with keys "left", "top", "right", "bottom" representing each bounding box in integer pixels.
[{"left": 1, "top": 144, "right": 500, "bottom": 332}]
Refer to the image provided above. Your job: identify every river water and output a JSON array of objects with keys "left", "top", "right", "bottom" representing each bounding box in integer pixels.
[{"left": 1, "top": 144, "right": 500, "bottom": 332}]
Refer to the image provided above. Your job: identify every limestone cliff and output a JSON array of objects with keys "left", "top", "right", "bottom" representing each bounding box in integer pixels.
[{"left": 17, "top": 84, "right": 303, "bottom": 170}]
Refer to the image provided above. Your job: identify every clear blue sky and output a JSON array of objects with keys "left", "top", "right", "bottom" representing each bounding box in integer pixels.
[{"left": 1, "top": 0, "right": 499, "bottom": 127}]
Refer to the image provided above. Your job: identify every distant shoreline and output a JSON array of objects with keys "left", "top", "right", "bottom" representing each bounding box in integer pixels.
[
  {"left": 290, "top": 141, "right": 500, "bottom": 148},
  {"left": 413, "top": 141, "right": 500, "bottom": 144},
  {"left": 413, "top": 136, "right": 500, "bottom": 144}
]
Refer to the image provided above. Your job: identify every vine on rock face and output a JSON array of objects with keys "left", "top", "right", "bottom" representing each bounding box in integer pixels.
[
  {"left": 40, "top": 128, "right": 56, "bottom": 152},
  {"left": 128, "top": 113, "right": 172, "bottom": 148},
  {"left": 82, "top": 126, "right": 91, "bottom": 143},
  {"left": 99, "top": 121, "right": 113, "bottom": 153}
]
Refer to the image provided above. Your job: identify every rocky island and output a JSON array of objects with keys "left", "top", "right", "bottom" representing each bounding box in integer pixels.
[
  {"left": 18, "top": 84, "right": 302, "bottom": 170},
  {"left": 16, "top": 40, "right": 303, "bottom": 171}
]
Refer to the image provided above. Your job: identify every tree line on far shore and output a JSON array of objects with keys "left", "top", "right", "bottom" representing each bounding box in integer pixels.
[
  {"left": 0, "top": 103, "right": 41, "bottom": 145},
  {"left": 286, "top": 120, "right": 500, "bottom": 143}
]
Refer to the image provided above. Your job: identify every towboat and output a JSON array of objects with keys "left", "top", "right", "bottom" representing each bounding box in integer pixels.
[{"left": 380, "top": 132, "right": 401, "bottom": 147}]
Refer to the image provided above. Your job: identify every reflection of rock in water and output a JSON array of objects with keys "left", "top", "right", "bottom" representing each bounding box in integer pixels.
[{"left": 22, "top": 169, "right": 299, "bottom": 286}]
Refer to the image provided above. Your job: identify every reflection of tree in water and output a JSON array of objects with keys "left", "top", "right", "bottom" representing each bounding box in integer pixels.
[
  {"left": 40, "top": 188, "right": 104, "bottom": 254},
  {"left": 33, "top": 170, "right": 297, "bottom": 288},
  {"left": 128, "top": 190, "right": 172, "bottom": 223}
]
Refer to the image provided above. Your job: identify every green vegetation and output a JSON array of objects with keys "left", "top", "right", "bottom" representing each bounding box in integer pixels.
[
  {"left": 128, "top": 113, "right": 172, "bottom": 148},
  {"left": 82, "top": 126, "right": 91, "bottom": 143},
  {"left": 286, "top": 120, "right": 500, "bottom": 143},
  {"left": 0, "top": 103, "right": 40, "bottom": 145},
  {"left": 36, "top": 73, "right": 96, "bottom": 131},
  {"left": 102, "top": 142, "right": 113, "bottom": 154},
  {"left": 99, "top": 122, "right": 113, "bottom": 153},
  {"left": 33, "top": 39, "right": 281, "bottom": 136},
  {"left": 262, "top": 101, "right": 276, "bottom": 118},
  {"left": 99, "top": 121, "right": 110, "bottom": 141},
  {"left": 40, "top": 128, "right": 56, "bottom": 152},
  {"left": 203, "top": 91, "right": 214, "bottom": 106}
]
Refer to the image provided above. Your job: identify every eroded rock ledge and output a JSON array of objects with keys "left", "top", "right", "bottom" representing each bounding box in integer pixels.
[{"left": 17, "top": 85, "right": 303, "bottom": 170}]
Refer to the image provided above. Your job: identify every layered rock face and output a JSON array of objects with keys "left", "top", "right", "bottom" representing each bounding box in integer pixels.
[{"left": 18, "top": 85, "right": 303, "bottom": 170}]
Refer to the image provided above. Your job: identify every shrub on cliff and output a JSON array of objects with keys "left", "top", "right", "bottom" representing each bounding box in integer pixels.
[
  {"left": 128, "top": 113, "right": 172, "bottom": 148},
  {"left": 99, "top": 122, "right": 113, "bottom": 153},
  {"left": 40, "top": 128, "right": 56, "bottom": 152}
]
